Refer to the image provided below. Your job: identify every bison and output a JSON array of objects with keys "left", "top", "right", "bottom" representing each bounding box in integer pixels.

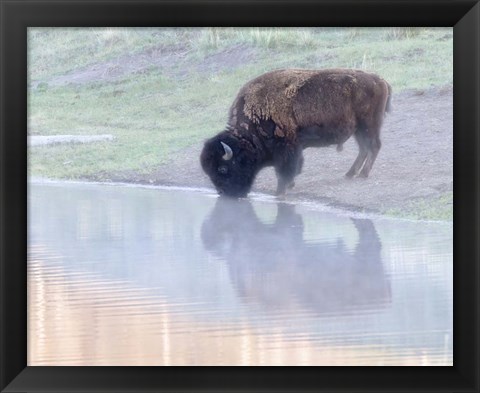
[{"left": 200, "top": 68, "right": 392, "bottom": 198}]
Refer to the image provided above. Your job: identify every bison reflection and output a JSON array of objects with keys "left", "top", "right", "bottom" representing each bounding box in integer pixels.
[{"left": 201, "top": 198, "right": 391, "bottom": 314}]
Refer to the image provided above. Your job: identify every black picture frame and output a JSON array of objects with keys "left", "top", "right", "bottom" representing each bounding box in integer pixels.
[{"left": 1, "top": 0, "right": 478, "bottom": 392}]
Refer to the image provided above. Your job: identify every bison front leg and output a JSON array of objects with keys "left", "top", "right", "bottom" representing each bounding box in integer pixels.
[
  {"left": 275, "top": 177, "right": 292, "bottom": 197},
  {"left": 273, "top": 143, "right": 303, "bottom": 196}
]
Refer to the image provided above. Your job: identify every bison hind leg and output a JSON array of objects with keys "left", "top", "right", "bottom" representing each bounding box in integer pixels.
[
  {"left": 359, "top": 136, "right": 381, "bottom": 177},
  {"left": 345, "top": 120, "right": 384, "bottom": 179},
  {"left": 345, "top": 131, "right": 369, "bottom": 178}
]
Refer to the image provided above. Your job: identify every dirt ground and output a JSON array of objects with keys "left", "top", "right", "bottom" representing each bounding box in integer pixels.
[{"left": 103, "top": 86, "right": 452, "bottom": 214}]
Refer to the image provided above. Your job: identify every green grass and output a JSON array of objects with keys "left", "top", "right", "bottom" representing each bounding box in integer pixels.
[
  {"left": 28, "top": 27, "right": 452, "bottom": 189},
  {"left": 384, "top": 192, "right": 453, "bottom": 221}
]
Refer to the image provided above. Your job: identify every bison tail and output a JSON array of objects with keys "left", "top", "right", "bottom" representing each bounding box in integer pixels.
[{"left": 385, "top": 83, "right": 393, "bottom": 113}]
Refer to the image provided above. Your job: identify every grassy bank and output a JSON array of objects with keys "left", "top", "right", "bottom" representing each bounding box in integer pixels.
[
  {"left": 28, "top": 27, "right": 453, "bottom": 219},
  {"left": 385, "top": 192, "right": 453, "bottom": 221}
]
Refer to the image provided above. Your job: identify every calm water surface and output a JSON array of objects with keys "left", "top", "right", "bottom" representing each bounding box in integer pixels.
[{"left": 28, "top": 182, "right": 453, "bottom": 366}]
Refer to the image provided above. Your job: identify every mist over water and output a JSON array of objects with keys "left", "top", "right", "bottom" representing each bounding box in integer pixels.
[{"left": 28, "top": 182, "right": 452, "bottom": 366}]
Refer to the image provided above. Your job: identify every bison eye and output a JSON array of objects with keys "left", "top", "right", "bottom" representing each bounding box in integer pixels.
[{"left": 218, "top": 165, "right": 228, "bottom": 175}]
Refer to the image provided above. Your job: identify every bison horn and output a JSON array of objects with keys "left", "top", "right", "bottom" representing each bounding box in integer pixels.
[{"left": 221, "top": 141, "right": 233, "bottom": 161}]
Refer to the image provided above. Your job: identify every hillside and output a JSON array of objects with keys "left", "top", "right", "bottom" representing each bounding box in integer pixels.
[{"left": 28, "top": 27, "right": 453, "bottom": 220}]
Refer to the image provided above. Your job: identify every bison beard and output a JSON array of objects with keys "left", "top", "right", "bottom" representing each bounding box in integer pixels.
[{"left": 200, "top": 68, "right": 392, "bottom": 198}]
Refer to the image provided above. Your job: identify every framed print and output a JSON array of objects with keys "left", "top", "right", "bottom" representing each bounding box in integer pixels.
[{"left": 1, "top": 0, "right": 479, "bottom": 392}]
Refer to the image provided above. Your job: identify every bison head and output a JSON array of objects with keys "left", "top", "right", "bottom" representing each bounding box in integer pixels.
[{"left": 200, "top": 132, "right": 258, "bottom": 198}]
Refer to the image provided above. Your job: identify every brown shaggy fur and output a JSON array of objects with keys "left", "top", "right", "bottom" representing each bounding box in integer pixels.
[{"left": 229, "top": 68, "right": 391, "bottom": 143}]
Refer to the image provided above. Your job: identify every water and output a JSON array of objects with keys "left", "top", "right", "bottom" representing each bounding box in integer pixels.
[{"left": 28, "top": 181, "right": 453, "bottom": 366}]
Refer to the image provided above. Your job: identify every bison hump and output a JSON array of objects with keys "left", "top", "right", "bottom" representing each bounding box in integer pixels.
[{"left": 241, "top": 70, "right": 314, "bottom": 131}]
